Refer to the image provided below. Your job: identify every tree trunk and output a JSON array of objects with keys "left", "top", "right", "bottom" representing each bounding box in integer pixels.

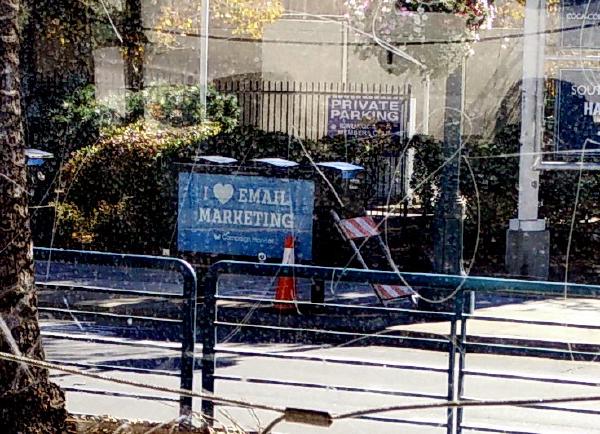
[
  {"left": 0, "top": 0, "right": 67, "bottom": 432},
  {"left": 124, "top": 0, "right": 144, "bottom": 91},
  {"left": 123, "top": 0, "right": 145, "bottom": 121}
]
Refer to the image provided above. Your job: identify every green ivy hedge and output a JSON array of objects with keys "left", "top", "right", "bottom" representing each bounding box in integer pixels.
[
  {"left": 410, "top": 124, "right": 600, "bottom": 267},
  {"left": 52, "top": 123, "right": 399, "bottom": 254},
  {"left": 145, "top": 85, "right": 239, "bottom": 131},
  {"left": 54, "top": 121, "right": 221, "bottom": 253}
]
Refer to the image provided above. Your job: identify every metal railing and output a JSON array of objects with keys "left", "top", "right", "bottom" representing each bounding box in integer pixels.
[
  {"left": 202, "top": 261, "right": 466, "bottom": 433},
  {"left": 455, "top": 283, "right": 600, "bottom": 433},
  {"left": 202, "top": 261, "right": 600, "bottom": 433},
  {"left": 33, "top": 252, "right": 600, "bottom": 431},
  {"left": 34, "top": 247, "right": 198, "bottom": 417}
]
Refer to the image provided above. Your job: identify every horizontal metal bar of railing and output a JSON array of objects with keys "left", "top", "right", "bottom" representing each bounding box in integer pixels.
[
  {"left": 464, "top": 313, "right": 600, "bottom": 330},
  {"left": 215, "top": 295, "right": 456, "bottom": 317},
  {"left": 214, "top": 374, "right": 447, "bottom": 401},
  {"left": 35, "top": 247, "right": 198, "bottom": 417},
  {"left": 462, "top": 370, "right": 600, "bottom": 388},
  {"left": 41, "top": 331, "right": 181, "bottom": 350},
  {"left": 35, "top": 247, "right": 194, "bottom": 277},
  {"left": 208, "top": 261, "right": 600, "bottom": 298},
  {"left": 214, "top": 320, "right": 452, "bottom": 345},
  {"left": 459, "top": 395, "right": 600, "bottom": 416},
  {"left": 37, "top": 282, "right": 185, "bottom": 299},
  {"left": 46, "top": 359, "right": 180, "bottom": 377},
  {"left": 463, "top": 341, "right": 600, "bottom": 360},
  {"left": 39, "top": 307, "right": 182, "bottom": 324},
  {"left": 214, "top": 348, "right": 449, "bottom": 374},
  {"left": 58, "top": 387, "right": 180, "bottom": 403}
]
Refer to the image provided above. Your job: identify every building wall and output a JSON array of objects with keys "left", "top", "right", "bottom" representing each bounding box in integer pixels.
[
  {"left": 258, "top": 14, "right": 524, "bottom": 141},
  {"left": 92, "top": 2, "right": 525, "bottom": 142},
  {"left": 464, "top": 29, "right": 524, "bottom": 139}
]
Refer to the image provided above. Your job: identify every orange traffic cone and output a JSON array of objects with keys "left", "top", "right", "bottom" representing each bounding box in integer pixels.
[{"left": 275, "top": 234, "right": 296, "bottom": 311}]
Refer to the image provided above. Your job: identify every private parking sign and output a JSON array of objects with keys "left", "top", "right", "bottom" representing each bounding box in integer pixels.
[{"left": 327, "top": 96, "right": 404, "bottom": 138}]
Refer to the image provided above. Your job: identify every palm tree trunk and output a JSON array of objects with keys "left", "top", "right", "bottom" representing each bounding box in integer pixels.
[{"left": 0, "top": 0, "right": 67, "bottom": 431}]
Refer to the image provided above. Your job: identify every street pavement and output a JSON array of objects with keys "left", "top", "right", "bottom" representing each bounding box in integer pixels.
[
  {"left": 36, "top": 260, "right": 600, "bottom": 433},
  {"left": 43, "top": 333, "right": 600, "bottom": 433}
]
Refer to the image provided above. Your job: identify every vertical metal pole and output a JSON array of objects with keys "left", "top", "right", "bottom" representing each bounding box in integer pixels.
[
  {"left": 447, "top": 307, "right": 458, "bottom": 434},
  {"left": 310, "top": 279, "right": 325, "bottom": 307},
  {"left": 406, "top": 86, "right": 416, "bottom": 215},
  {"left": 447, "top": 284, "right": 467, "bottom": 434},
  {"left": 199, "top": 0, "right": 210, "bottom": 108},
  {"left": 423, "top": 74, "right": 431, "bottom": 135},
  {"left": 422, "top": 61, "right": 465, "bottom": 311},
  {"left": 456, "top": 290, "right": 469, "bottom": 434},
  {"left": 123, "top": 0, "right": 144, "bottom": 93},
  {"left": 506, "top": 0, "right": 549, "bottom": 278},
  {"left": 341, "top": 21, "right": 348, "bottom": 84},
  {"left": 267, "top": 81, "right": 273, "bottom": 132},
  {"left": 435, "top": 61, "right": 465, "bottom": 276},
  {"left": 201, "top": 267, "right": 217, "bottom": 421},
  {"left": 179, "top": 265, "right": 198, "bottom": 418}
]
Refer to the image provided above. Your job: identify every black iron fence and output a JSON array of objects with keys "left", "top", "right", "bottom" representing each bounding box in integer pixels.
[
  {"left": 213, "top": 80, "right": 411, "bottom": 142},
  {"left": 214, "top": 79, "right": 413, "bottom": 208}
]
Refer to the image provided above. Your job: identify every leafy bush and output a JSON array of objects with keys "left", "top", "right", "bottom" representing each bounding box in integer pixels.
[
  {"left": 189, "top": 126, "right": 322, "bottom": 162},
  {"left": 409, "top": 135, "right": 445, "bottom": 216},
  {"left": 54, "top": 121, "right": 220, "bottom": 253},
  {"left": 411, "top": 124, "right": 600, "bottom": 266},
  {"left": 26, "top": 84, "right": 118, "bottom": 159},
  {"left": 30, "top": 83, "right": 239, "bottom": 156},
  {"left": 146, "top": 85, "right": 239, "bottom": 131},
  {"left": 52, "top": 202, "right": 88, "bottom": 249},
  {"left": 53, "top": 120, "right": 410, "bottom": 254},
  {"left": 193, "top": 125, "right": 401, "bottom": 166}
]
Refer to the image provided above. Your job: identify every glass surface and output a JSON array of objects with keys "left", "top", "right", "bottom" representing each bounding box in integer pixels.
[{"left": 2, "top": 0, "right": 599, "bottom": 432}]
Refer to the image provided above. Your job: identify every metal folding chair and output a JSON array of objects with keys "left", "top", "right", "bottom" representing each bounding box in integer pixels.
[{"left": 330, "top": 210, "right": 418, "bottom": 305}]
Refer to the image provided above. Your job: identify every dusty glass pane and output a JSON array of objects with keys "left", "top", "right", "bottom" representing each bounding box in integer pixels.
[{"left": 0, "top": 0, "right": 598, "bottom": 432}]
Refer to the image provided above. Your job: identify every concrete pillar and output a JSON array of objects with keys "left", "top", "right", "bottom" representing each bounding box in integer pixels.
[{"left": 505, "top": 0, "right": 550, "bottom": 279}]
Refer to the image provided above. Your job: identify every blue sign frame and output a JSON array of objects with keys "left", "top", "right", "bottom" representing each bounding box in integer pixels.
[
  {"left": 560, "top": 0, "right": 600, "bottom": 49},
  {"left": 178, "top": 173, "right": 315, "bottom": 260},
  {"left": 555, "top": 69, "right": 600, "bottom": 152}
]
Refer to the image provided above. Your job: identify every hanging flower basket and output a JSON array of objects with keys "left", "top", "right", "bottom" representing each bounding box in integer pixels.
[{"left": 345, "top": 0, "right": 495, "bottom": 78}]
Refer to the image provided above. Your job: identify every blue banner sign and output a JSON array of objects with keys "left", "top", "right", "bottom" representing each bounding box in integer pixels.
[
  {"left": 327, "top": 96, "right": 404, "bottom": 138},
  {"left": 561, "top": 0, "right": 600, "bottom": 48},
  {"left": 178, "top": 173, "right": 315, "bottom": 259},
  {"left": 555, "top": 69, "right": 600, "bottom": 151}
]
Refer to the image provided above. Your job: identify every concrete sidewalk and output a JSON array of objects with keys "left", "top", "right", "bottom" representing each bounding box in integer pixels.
[{"left": 394, "top": 296, "right": 600, "bottom": 353}]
